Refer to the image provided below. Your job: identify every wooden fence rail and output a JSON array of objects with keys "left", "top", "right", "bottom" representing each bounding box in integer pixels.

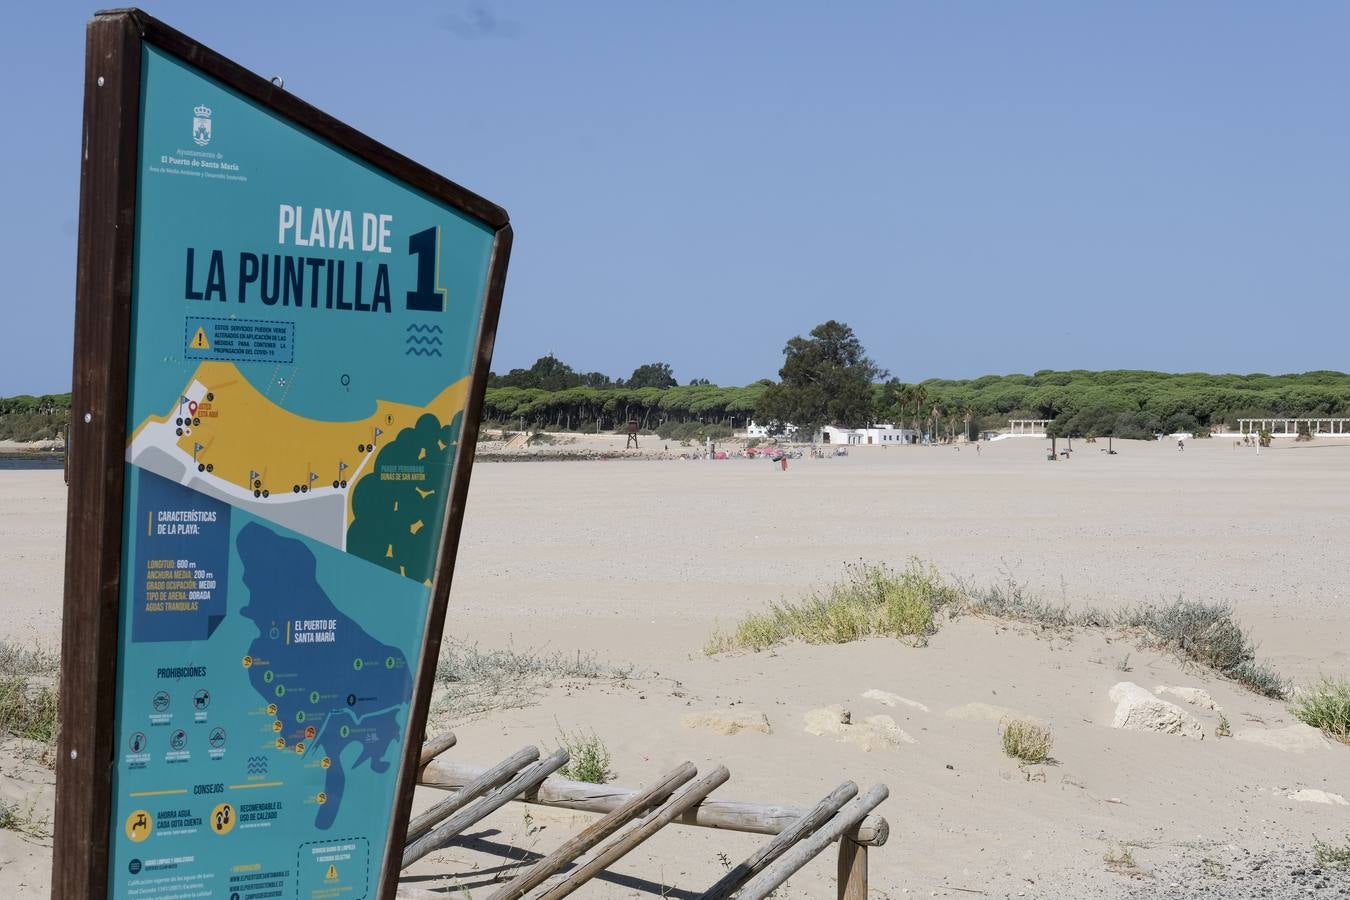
[
  {"left": 418, "top": 757, "right": 889, "bottom": 845},
  {"left": 489, "top": 761, "right": 699, "bottom": 899},
  {"left": 401, "top": 732, "right": 890, "bottom": 898}
]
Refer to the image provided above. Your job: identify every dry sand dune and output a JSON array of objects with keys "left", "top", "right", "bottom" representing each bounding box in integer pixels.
[
  {"left": 2, "top": 436, "right": 1348, "bottom": 896},
  {"left": 450, "top": 436, "right": 1350, "bottom": 681}
]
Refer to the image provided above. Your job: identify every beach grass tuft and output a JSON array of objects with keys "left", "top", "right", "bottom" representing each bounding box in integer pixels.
[
  {"left": 1116, "top": 600, "right": 1288, "bottom": 698},
  {"left": 705, "top": 561, "right": 1289, "bottom": 698},
  {"left": 703, "top": 561, "right": 959, "bottom": 653},
  {"left": 556, "top": 728, "right": 613, "bottom": 784},
  {"left": 0, "top": 643, "right": 60, "bottom": 753},
  {"left": 0, "top": 798, "right": 49, "bottom": 838},
  {"left": 1289, "top": 677, "right": 1350, "bottom": 744},
  {"left": 1103, "top": 844, "right": 1149, "bottom": 877},
  {"left": 1001, "top": 719, "right": 1053, "bottom": 764},
  {"left": 434, "top": 641, "right": 636, "bottom": 723},
  {"left": 1103, "top": 845, "right": 1135, "bottom": 869},
  {"left": 1314, "top": 835, "right": 1350, "bottom": 868},
  {"left": 966, "top": 577, "right": 1286, "bottom": 697},
  {"left": 966, "top": 573, "right": 1081, "bottom": 627}
]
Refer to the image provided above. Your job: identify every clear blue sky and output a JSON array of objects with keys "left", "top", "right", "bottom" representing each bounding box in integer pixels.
[{"left": 3, "top": 2, "right": 1347, "bottom": 395}]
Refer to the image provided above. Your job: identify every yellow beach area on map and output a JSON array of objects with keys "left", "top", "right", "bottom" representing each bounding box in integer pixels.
[{"left": 127, "top": 360, "right": 469, "bottom": 529}]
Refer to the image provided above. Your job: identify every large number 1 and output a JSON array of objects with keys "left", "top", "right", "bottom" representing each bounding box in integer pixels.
[{"left": 406, "top": 227, "right": 445, "bottom": 312}]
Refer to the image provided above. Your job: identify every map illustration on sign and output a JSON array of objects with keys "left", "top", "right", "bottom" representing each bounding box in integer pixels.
[
  {"left": 237, "top": 521, "right": 411, "bottom": 828},
  {"left": 102, "top": 40, "right": 502, "bottom": 900},
  {"left": 126, "top": 358, "right": 467, "bottom": 584}
]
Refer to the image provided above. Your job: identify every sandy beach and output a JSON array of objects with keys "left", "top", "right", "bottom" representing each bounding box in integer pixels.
[{"left": 3, "top": 436, "right": 1349, "bottom": 896}]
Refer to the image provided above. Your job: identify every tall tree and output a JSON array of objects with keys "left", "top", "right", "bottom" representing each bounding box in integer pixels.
[
  {"left": 755, "top": 321, "right": 885, "bottom": 435},
  {"left": 874, "top": 378, "right": 908, "bottom": 423},
  {"left": 908, "top": 384, "right": 929, "bottom": 437},
  {"left": 626, "top": 362, "right": 677, "bottom": 389},
  {"left": 490, "top": 354, "right": 582, "bottom": 391}
]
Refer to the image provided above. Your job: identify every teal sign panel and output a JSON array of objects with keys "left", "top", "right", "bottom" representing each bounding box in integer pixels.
[{"left": 106, "top": 44, "right": 497, "bottom": 899}]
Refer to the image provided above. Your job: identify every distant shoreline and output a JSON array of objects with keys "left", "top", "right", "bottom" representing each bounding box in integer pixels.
[{"left": 0, "top": 439, "right": 64, "bottom": 457}]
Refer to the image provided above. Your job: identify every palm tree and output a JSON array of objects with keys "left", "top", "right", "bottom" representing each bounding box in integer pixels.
[{"left": 909, "top": 385, "right": 928, "bottom": 440}]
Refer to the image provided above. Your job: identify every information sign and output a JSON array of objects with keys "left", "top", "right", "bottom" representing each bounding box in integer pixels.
[{"left": 55, "top": 10, "right": 511, "bottom": 899}]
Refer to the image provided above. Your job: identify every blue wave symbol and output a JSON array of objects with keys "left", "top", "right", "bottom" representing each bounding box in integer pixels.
[
  {"left": 406, "top": 347, "right": 443, "bottom": 357},
  {"left": 406, "top": 324, "right": 443, "bottom": 333},
  {"left": 405, "top": 336, "right": 443, "bottom": 346},
  {"left": 246, "top": 755, "right": 269, "bottom": 776}
]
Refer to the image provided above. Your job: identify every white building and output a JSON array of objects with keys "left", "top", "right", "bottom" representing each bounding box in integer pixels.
[
  {"left": 745, "top": 421, "right": 917, "bottom": 445},
  {"left": 1006, "top": 419, "right": 1051, "bottom": 438},
  {"left": 817, "top": 424, "right": 916, "bottom": 445},
  {"left": 744, "top": 420, "right": 799, "bottom": 440}
]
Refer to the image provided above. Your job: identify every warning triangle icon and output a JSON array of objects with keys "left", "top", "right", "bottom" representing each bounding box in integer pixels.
[
  {"left": 191, "top": 327, "right": 210, "bottom": 349},
  {"left": 326, "top": 864, "right": 339, "bottom": 881}
]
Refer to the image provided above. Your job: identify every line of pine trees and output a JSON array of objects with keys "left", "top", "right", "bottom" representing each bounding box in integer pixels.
[{"left": 7, "top": 325, "right": 1350, "bottom": 441}]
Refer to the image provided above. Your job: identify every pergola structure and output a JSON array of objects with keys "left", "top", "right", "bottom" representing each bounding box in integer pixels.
[
  {"left": 1239, "top": 418, "right": 1350, "bottom": 437},
  {"left": 1007, "top": 419, "right": 1052, "bottom": 436}
]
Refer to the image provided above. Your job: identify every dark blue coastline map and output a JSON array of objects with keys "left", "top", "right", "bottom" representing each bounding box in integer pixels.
[{"left": 237, "top": 523, "right": 411, "bottom": 830}]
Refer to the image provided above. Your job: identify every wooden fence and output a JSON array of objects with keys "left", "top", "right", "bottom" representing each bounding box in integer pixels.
[{"left": 397, "top": 731, "right": 889, "bottom": 898}]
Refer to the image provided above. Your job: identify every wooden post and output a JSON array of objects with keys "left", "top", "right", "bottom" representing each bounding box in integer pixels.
[
  {"left": 52, "top": 14, "right": 142, "bottom": 900},
  {"left": 701, "top": 781, "right": 858, "bottom": 900},
  {"left": 837, "top": 829, "right": 868, "bottom": 900},
  {"left": 736, "top": 784, "right": 889, "bottom": 900}
]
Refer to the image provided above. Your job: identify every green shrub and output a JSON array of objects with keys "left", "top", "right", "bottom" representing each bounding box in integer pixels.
[
  {"left": 1001, "top": 719, "right": 1053, "bottom": 764},
  {"left": 1115, "top": 600, "right": 1287, "bottom": 698},
  {"left": 1314, "top": 836, "right": 1350, "bottom": 868},
  {"left": 0, "top": 410, "right": 68, "bottom": 442},
  {"left": 704, "top": 561, "right": 959, "bottom": 653},
  {"left": 557, "top": 729, "right": 612, "bottom": 784},
  {"left": 1290, "top": 678, "right": 1350, "bottom": 743}
]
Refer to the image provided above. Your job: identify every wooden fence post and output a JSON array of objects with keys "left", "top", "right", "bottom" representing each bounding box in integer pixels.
[
  {"left": 736, "top": 784, "right": 889, "bottom": 900},
  {"left": 837, "top": 829, "right": 868, "bottom": 900}
]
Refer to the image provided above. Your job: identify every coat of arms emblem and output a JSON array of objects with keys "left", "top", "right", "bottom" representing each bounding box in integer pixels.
[{"left": 192, "top": 104, "right": 212, "bottom": 146}]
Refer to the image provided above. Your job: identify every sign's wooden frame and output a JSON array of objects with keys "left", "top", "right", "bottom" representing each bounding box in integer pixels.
[{"left": 55, "top": 9, "right": 511, "bottom": 898}]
